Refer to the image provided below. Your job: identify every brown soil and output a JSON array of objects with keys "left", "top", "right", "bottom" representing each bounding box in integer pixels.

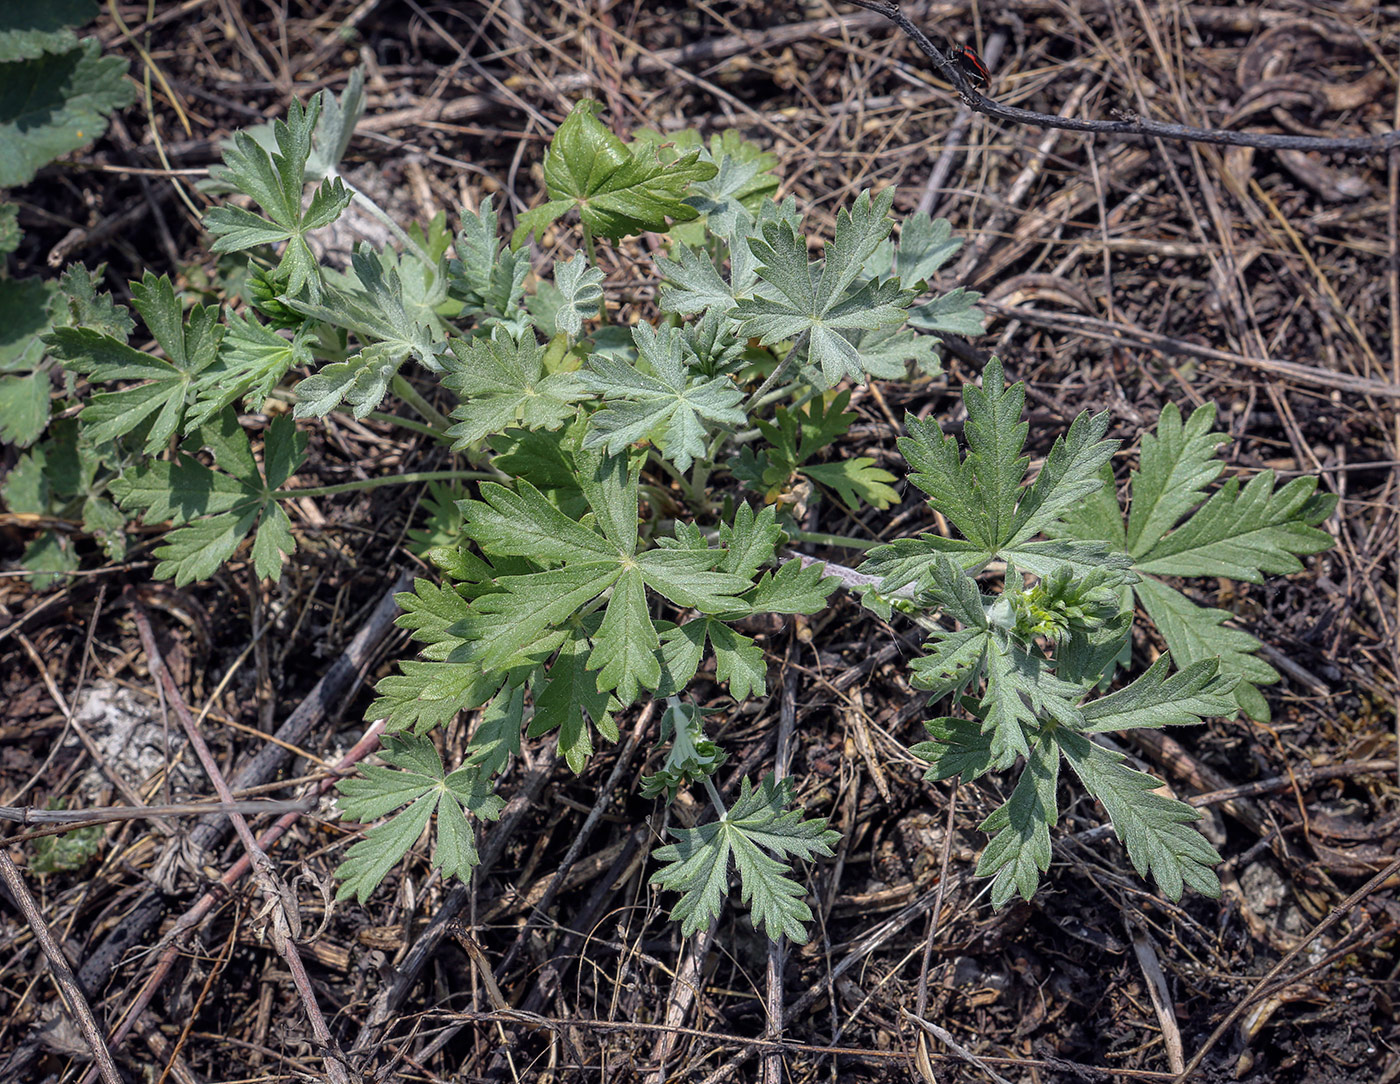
[{"left": 2, "top": 2, "right": 1398, "bottom": 1083}]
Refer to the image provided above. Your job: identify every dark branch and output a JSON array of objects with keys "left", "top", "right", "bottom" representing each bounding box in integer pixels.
[{"left": 846, "top": 0, "right": 1400, "bottom": 155}]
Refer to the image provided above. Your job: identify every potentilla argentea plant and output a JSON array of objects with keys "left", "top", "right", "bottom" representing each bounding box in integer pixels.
[{"left": 16, "top": 82, "right": 1335, "bottom": 940}]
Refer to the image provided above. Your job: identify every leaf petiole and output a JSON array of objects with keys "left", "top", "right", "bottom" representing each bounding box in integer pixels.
[{"left": 282, "top": 470, "right": 496, "bottom": 500}]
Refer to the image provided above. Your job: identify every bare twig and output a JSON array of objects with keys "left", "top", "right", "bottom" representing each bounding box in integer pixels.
[
  {"left": 847, "top": 0, "right": 1400, "bottom": 154},
  {"left": 124, "top": 592, "right": 350, "bottom": 1084},
  {"left": 0, "top": 851, "right": 121, "bottom": 1084},
  {"left": 0, "top": 798, "right": 314, "bottom": 827}
]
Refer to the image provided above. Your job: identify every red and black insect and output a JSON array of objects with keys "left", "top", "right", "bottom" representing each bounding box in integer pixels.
[{"left": 951, "top": 43, "right": 991, "bottom": 90}]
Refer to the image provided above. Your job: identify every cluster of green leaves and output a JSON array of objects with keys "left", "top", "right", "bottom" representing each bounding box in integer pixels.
[
  {"left": 4, "top": 76, "right": 1336, "bottom": 941},
  {"left": 0, "top": 3, "right": 135, "bottom": 580},
  {"left": 1051, "top": 402, "right": 1335, "bottom": 720},
  {"left": 857, "top": 362, "right": 1336, "bottom": 906}
]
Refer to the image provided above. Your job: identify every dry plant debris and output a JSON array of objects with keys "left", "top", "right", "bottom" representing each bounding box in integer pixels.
[{"left": 1, "top": 3, "right": 1398, "bottom": 1083}]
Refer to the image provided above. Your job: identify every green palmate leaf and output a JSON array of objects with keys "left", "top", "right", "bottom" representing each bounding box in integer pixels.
[
  {"left": 462, "top": 478, "right": 615, "bottom": 563},
  {"left": 582, "top": 323, "right": 745, "bottom": 471},
  {"left": 334, "top": 732, "right": 506, "bottom": 902},
  {"left": 977, "top": 731, "right": 1059, "bottom": 907},
  {"left": 895, "top": 212, "right": 964, "bottom": 287},
  {"left": 650, "top": 774, "right": 839, "bottom": 941},
  {"left": 657, "top": 618, "right": 768, "bottom": 700},
  {"left": 908, "top": 624, "right": 987, "bottom": 703},
  {"left": 735, "top": 389, "right": 900, "bottom": 509},
  {"left": 1134, "top": 471, "right": 1336, "bottom": 582},
  {"left": 979, "top": 632, "right": 1082, "bottom": 769},
  {"left": 960, "top": 358, "right": 1032, "bottom": 547},
  {"left": 45, "top": 272, "right": 223, "bottom": 454},
  {"left": 1008, "top": 408, "right": 1119, "bottom": 544},
  {"left": 205, "top": 95, "right": 353, "bottom": 302},
  {"left": 1056, "top": 729, "right": 1221, "bottom": 901},
  {"left": 0, "top": 2, "right": 96, "bottom": 62},
  {"left": 552, "top": 251, "right": 605, "bottom": 337},
  {"left": 198, "top": 68, "right": 365, "bottom": 194},
  {"left": 1134, "top": 577, "right": 1280, "bottom": 720},
  {"left": 443, "top": 326, "right": 588, "bottom": 447},
  {"left": 860, "top": 359, "right": 1124, "bottom": 595},
  {"left": 369, "top": 661, "right": 510, "bottom": 736},
  {"left": 512, "top": 99, "right": 718, "bottom": 246},
  {"left": 0, "top": 276, "right": 57, "bottom": 374},
  {"left": 588, "top": 568, "right": 660, "bottom": 704},
  {"left": 919, "top": 554, "right": 987, "bottom": 628},
  {"left": 733, "top": 188, "right": 913, "bottom": 387},
  {"left": 110, "top": 409, "right": 306, "bottom": 585},
  {"left": 801, "top": 458, "right": 899, "bottom": 511},
  {"left": 632, "top": 125, "right": 779, "bottom": 242},
  {"left": 717, "top": 501, "right": 784, "bottom": 580},
  {"left": 194, "top": 309, "right": 313, "bottom": 423},
  {"left": 635, "top": 547, "right": 752, "bottom": 612},
  {"left": 1050, "top": 400, "right": 1337, "bottom": 718},
  {"left": 466, "top": 564, "right": 617, "bottom": 670},
  {"left": 456, "top": 456, "right": 752, "bottom": 705},
  {"left": 465, "top": 683, "right": 526, "bottom": 778},
  {"left": 0, "top": 36, "right": 135, "bottom": 187},
  {"left": 846, "top": 324, "right": 943, "bottom": 381},
  {"left": 736, "top": 558, "right": 839, "bottom": 617},
  {"left": 656, "top": 242, "right": 740, "bottom": 315},
  {"left": 392, "top": 576, "right": 476, "bottom": 653}
]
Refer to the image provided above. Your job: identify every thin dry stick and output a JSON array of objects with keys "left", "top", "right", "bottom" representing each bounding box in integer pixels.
[
  {"left": 1126, "top": 917, "right": 1185, "bottom": 1074},
  {"left": 1389, "top": 59, "right": 1400, "bottom": 789},
  {"left": 92, "top": 720, "right": 388, "bottom": 1066},
  {"left": 494, "top": 701, "right": 656, "bottom": 979},
  {"left": 763, "top": 666, "right": 800, "bottom": 1084},
  {"left": 697, "top": 879, "right": 961, "bottom": 1084},
  {"left": 124, "top": 594, "right": 350, "bottom": 1084},
  {"left": 0, "top": 850, "right": 122, "bottom": 1084},
  {"left": 916, "top": 30, "right": 1005, "bottom": 217},
  {"left": 651, "top": 919, "right": 720, "bottom": 1082},
  {"left": 846, "top": 0, "right": 1400, "bottom": 154},
  {"left": 979, "top": 302, "right": 1400, "bottom": 400},
  {"left": 478, "top": 705, "right": 657, "bottom": 1077},
  {"left": 902, "top": 1010, "right": 1017, "bottom": 1084},
  {"left": 0, "top": 573, "right": 415, "bottom": 1084},
  {"left": 0, "top": 798, "right": 313, "bottom": 827}
]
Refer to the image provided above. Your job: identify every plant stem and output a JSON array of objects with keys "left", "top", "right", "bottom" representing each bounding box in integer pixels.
[
  {"left": 741, "top": 333, "right": 807, "bottom": 414},
  {"left": 366, "top": 411, "right": 448, "bottom": 442},
  {"left": 786, "top": 529, "right": 881, "bottom": 551},
  {"left": 280, "top": 470, "right": 495, "bottom": 500},
  {"left": 326, "top": 167, "right": 424, "bottom": 258},
  {"left": 701, "top": 775, "right": 729, "bottom": 821},
  {"left": 582, "top": 225, "right": 608, "bottom": 324},
  {"left": 391, "top": 374, "right": 451, "bottom": 431}
]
